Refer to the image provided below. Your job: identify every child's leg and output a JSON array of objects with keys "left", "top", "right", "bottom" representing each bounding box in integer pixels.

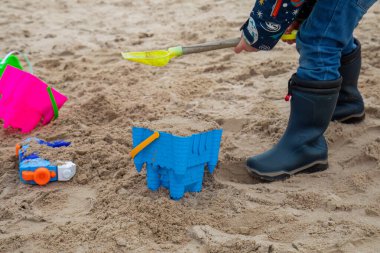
[
  {"left": 246, "top": 0, "right": 376, "bottom": 180},
  {"left": 342, "top": 37, "right": 357, "bottom": 56},
  {"left": 333, "top": 37, "right": 366, "bottom": 123},
  {"left": 296, "top": 0, "right": 376, "bottom": 81}
]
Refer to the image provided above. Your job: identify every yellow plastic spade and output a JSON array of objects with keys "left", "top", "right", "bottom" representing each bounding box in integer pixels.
[
  {"left": 281, "top": 30, "right": 298, "bottom": 41},
  {"left": 122, "top": 47, "right": 183, "bottom": 67},
  {"left": 122, "top": 31, "right": 297, "bottom": 67}
]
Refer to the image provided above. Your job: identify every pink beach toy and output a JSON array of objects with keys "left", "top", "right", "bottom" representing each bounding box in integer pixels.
[{"left": 0, "top": 66, "right": 67, "bottom": 133}]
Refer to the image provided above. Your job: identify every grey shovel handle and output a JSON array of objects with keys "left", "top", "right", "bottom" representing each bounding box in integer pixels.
[{"left": 182, "top": 37, "right": 241, "bottom": 55}]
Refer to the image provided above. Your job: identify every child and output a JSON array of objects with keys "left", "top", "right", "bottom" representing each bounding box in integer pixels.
[{"left": 235, "top": 0, "right": 377, "bottom": 181}]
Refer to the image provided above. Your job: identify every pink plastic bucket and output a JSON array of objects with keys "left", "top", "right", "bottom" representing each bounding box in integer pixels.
[{"left": 0, "top": 66, "right": 67, "bottom": 133}]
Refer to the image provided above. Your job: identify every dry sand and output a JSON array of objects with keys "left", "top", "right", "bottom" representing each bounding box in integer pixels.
[
  {"left": 21, "top": 138, "right": 76, "bottom": 165},
  {"left": 138, "top": 116, "right": 220, "bottom": 136},
  {"left": 1, "top": 0, "right": 380, "bottom": 252}
]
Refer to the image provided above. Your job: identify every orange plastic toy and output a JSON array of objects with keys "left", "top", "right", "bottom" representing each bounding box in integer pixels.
[{"left": 22, "top": 167, "right": 57, "bottom": 186}]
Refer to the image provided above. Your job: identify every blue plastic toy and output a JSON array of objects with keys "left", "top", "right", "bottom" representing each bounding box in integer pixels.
[
  {"left": 16, "top": 138, "right": 76, "bottom": 186},
  {"left": 131, "top": 127, "right": 223, "bottom": 200}
]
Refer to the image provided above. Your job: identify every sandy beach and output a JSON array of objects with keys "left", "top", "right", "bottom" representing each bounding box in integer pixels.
[{"left": 0, "top": 0, "right": 380, "bottom": 252}]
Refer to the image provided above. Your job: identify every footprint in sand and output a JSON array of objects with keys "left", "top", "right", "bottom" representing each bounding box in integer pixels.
[
  {"left": 215, "top": 161, "right": 260, "bottom": 185},
  {"left": 0, "top": 187, "right": 95, "bottom": 240},
  {"left": 32, "top": 186, "right": 96, "bottom": 224}
]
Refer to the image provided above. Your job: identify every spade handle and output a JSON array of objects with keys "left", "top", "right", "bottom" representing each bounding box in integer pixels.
[{"left": 182, "top": 37, "right": 241, "bottom": 55}]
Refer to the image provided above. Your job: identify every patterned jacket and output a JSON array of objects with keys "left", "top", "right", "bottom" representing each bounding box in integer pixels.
[{"left": 241, "top": 0, "right": 316, "bottom": 50}]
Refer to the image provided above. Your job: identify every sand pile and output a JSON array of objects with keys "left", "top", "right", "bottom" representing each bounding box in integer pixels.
[
  {"left": 22, "top": 138, "right": 76, "bottom": 164},
  {"left": 138, "top": 116, "right": 220, "bottom": 136},
  {"left": 0, "top": 0, "right": 379, "bottom": 252}
]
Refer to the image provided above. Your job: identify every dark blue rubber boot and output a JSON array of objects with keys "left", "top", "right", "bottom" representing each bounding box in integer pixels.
[
  {"left": 332, "top": 39, "right": 365, "bottom": 123},
  {"left": 247, "top": 74, "right": 341, "bottom": 181}
]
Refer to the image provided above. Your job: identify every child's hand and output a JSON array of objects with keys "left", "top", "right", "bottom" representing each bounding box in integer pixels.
[
  {"left": 234, "top": 37, "right": 258, "bottom": 53},
  {"left": 282, "top": 21, "right": 300, "bottom": 45}
]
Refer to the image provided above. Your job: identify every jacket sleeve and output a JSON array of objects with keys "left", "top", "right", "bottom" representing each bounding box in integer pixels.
[
  {"left": 296, "top": 0, "right": 316, "bottom": 23},
  {"left": 241, "top": 0, "right": 307, "bottom": 50}
]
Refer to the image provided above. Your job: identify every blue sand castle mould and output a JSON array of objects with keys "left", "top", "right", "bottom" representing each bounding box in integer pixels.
[{"left": 132, "top": 127, "right": 223, "bottom": 200}]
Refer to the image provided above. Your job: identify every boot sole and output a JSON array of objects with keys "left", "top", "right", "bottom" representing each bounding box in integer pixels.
[
  {"left": 335, "top": 111, "right": 365, "bottom": 124},
  {"left": 246, "top": 160, "right": 328, "bottom": 182}
]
